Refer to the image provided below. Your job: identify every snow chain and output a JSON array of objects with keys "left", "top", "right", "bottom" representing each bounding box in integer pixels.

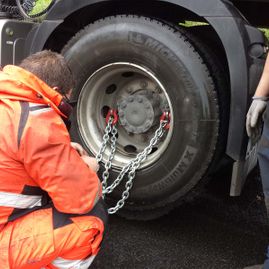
[{"left": 96, "top": 109, "right": 170, "bottom": 214}]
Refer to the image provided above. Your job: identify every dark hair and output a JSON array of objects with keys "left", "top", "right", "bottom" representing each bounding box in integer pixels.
[{"left": 19, "top": 50, "right": 75, "bottom": 95}]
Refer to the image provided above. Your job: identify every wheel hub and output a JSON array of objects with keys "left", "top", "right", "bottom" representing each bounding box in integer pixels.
[
  {"left": 118, "top": 94, "right": 156, "bottom": 134},
  {"left": 77, "top": 62, "right": 173, "bottom": 169}
]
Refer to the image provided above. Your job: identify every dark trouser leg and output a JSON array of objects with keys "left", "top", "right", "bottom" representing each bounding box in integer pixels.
[
  {"left": 264, "top": 247, "right": 269, "bottom": 269},
  {"left": 257, "top": 105, "right": 269, "bottom": 269},
  {"left": 258, "top": 114, "right": 269, "bottom": 216}
]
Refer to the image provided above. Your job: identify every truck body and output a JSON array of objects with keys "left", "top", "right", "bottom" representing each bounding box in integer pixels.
[{"left": 0, "top": 0, "right": 268, "bottom": 219}]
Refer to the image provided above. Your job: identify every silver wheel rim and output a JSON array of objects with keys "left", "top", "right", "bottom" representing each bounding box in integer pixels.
[{"left": 77, "top": 62, "right": 173, "bottom": 170}]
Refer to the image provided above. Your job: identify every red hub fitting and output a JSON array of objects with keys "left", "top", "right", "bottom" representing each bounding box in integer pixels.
[
  {"left": 160, "top": 112, "right": 171, "bottom": 130},
  {"left": 106, "top": 109, "right": 119, "bottom": 125}
]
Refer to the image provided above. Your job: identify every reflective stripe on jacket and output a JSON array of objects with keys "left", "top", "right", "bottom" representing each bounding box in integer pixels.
[
  {"left": 0, "top": 191, "right": 42, "bottom": 208},
  {"left": 0, "top": 65, "right": 101, "bottom": 224}
]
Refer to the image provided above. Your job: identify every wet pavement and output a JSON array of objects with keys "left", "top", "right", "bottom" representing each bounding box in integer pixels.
[{"left": 92, "top": 167, "right": 269, "bottom": 269}]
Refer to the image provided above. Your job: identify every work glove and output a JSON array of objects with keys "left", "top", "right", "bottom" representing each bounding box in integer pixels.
[{"left": 246, "top": 96, "right": 268, "bottom": 143}]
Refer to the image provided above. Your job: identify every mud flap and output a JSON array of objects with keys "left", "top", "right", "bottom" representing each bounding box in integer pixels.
[{"left": 230, "top": 139, "right": 258, "bottom": 196}]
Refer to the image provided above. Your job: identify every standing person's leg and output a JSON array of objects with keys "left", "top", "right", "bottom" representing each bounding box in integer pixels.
[
  {"left": 258, "top": 106, "right": 269, "bottom": 204},
  {"left": 8, "top": 199, "right": 108, "bottom": 269},
  {"left": 257, "top": 103, "right": 269, "bottom": 269},
  {"left": 264, "top": 246, "right": 269, "bottom": 269}
]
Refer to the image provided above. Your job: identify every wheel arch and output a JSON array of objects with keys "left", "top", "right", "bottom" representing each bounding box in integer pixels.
[{"left": 24, "top": 0, "right": 266, "bottom": 161}]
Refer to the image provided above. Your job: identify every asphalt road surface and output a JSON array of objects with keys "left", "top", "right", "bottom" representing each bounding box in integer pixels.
[{"left": 92, "top": 167, "right": 269, "bottom": 269}]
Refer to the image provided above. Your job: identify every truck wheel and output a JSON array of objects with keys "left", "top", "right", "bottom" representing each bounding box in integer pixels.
[{"left": 62, "top": 15, "right": 222, "bottom": 219}]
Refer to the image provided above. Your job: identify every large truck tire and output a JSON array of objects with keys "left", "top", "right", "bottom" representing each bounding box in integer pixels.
[{"left": 62, "top": 15, "right": 225, "bottom": 219}]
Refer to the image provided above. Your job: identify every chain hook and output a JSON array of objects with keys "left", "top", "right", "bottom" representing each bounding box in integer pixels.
[
  {"left": 160, "top": 111, "right": 171, "bottom": 130},
  {"left": 106, "top": 109, "right": 119, "bottom": 126}
]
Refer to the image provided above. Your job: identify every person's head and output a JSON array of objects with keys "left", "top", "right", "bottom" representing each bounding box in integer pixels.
[{"left": 19, "top": 50, "right": 74, "bottom": 97}]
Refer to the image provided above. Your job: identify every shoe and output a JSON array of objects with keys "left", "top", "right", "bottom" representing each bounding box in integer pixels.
[{"left": 243, "top": 265, "right": 263, "bottom": 269}]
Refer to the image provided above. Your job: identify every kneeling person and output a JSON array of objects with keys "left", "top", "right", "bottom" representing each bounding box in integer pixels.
[{"left": 0, "top": 50, "right": 108, "bottom": 269}]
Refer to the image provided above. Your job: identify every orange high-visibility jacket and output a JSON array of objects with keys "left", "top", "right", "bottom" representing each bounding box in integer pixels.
[{"left": 0, "top": 65, "right": 101, "bottom": 225}]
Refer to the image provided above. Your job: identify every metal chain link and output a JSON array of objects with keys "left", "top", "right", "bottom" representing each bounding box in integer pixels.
[
  {"left": 96, "top": 117, "right": 113, "bottom": 163},
  {"left": 107, "top": 120, "right": 167, "bottom": 214},
  {"left": 96, "top": 113, "right": 169, "bottom": 214},
  {"left": 101, "top": 125, "right": 118, "bottom": 195}
]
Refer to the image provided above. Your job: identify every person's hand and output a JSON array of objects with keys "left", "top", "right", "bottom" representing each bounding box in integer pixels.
[
  {"left": 71, "top": 142, "right": 99, "bottom": 172},
  {"left": 71, "top": 142, "right": 88, "bottom": 156},
  {"left": 81, "top": 155, "right": 100, "bottom": 172},
  {"left": 246, "top": 97, "right": 267, "bottom": 142}
]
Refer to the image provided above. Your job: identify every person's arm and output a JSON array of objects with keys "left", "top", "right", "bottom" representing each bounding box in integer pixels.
[
  {"left": 254, "top": 53, "right": 269, "bottom": 97},
  {"left": 18, "top": 109, "right": 101, "bottom": 214},
  {"left": 246, "top": 53, "right": 269, "bottom": 139}
]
